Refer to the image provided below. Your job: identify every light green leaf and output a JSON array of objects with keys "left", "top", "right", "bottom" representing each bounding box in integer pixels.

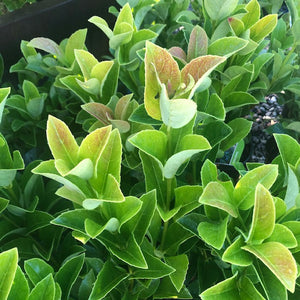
[
  {"left": 163, "top": 134, "right": 211, "bottom": 178},
  {"left": 205, "top": 93, "right": 225, "bottom": 120},
  {"left": 165, "top": 255, "right": 189, "bottom": 292},
  {"left": 241, "top": 0, "right": 260, "bottom": 30},
  {"left": 28, "top": 38, "right": 63, "bottom": 60},
  {"left": 252, "top": 53, "right": 274, "bottom": 81},
  {"left": 0, "top": 248, "right": 18, "bottom": 300},
  {"left": 129, "top": 130, "right": 167, "bottom": 164},
  {"left": 159, "top": 84, "right": 197, "bottom": 129},
  {"left": 238, "top": 276, "right": 265, "bottom": 300},
  {"left": 208, "top": 37, "right": 248, "bottom": 57},
  {"left": 84, "top": 218, "right": 119, "bottom": 238},
  {"left": 250, "top": 14, "right": 278, "bottom": 42},
  {"left": 46, "top": 115, "right": 78, "bottom": 174},
  {"left": 28, "top": 274, "right": 55, "bottom": 300},
  {"left": 76, "top": 78, "right": 100, "bottom": 95},
  {"left": 282, "top": 221, "right": 300, "bottom": 253},
  {"left": 201, "top": 159, "right": 218, "bottom": 188},
  {"left": 198, "top": 217, "right": 228, "bottom": 250},
  {"left": 247, "top": 184, "right": 275, "bottom": 244},
  {"left": 199, "top": 181, "right": 238, "bottom": 217},
  {"left": 113, "top": 3, "right": 133, "bottom": 33},
  {"left": 7, "top": 266, "right": 29, "bottom": 300},
  {"left": 88, "top": 16, "right": 113, "bottom": 38},
  {"left": 75, "top": 49, "right": 98, "bottom": 80},
  {"left": 222, "top": 236, "right": 253, "bottom": 266},
  {"left": 234, "top": 164, "right": 278, "bottom": 210},
  {"left": 284, "top": 165, "right": 299, "bottom": 210},
  {"left": 204, "top": 0, "right": 239, "bottom": 20},
  {"left": 0, "top": 87, "right": 10, "bottom": 124},
  {"left": 89, "top": 260, "right": 128, "bottom": 300},
  {"left": 65, "top": 29, "right": 87, "bottom": 65},
  {"left": 242, "top": 242, "right": 297, "bottom": 292},
  {"left": 110, "top": 24, "right": 133, "bottom": 49},
  {"left": 265, "top": 224, "right": 297, "bottom": 248}
]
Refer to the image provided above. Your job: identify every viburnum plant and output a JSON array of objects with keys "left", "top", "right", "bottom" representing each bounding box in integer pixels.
[{"left": 0, "top": 1, "right": 300, "bottom": 299}]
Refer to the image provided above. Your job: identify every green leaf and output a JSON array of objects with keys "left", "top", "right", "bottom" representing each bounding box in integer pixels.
[
  {"left": 88, "top": 16, "right": 113, "bottom": 38},
  {"left": 46, "top": 115, "right": 78, "bottom": 174},
  {"left": 284, "top": 165, "right": 299, "bottom": 210},
  {"left": 159, "top": 84, "right": 197, "bottom": 129},
  {"left": 200, "top": 273, "right": 240, "bottom": 299},
  {"left": 0, "top": 248, "right": 18, "bottom": 300},
  {"left": 247, "top": 184, "right": 275, "bottom": 244},
  {"left": 28, "top": 274, "right": 55, "bottom": 300},
  {"left": 208, "top": 37, "right": 248, "bottom": 57},
  {"left": 129, "top": 130, "right": 167, "bottom": 164},
  {"left": 0, "top": 87, "right": 10, "bottom": 124},
  {"left": 198, "top": 217, "right": 228, "bottom": 250},
  {"left": 89, "top": 260, "right": 128, "bottom": 300},
  {"left": 204, "top": 0, "right": 239, "bottom": 20},
  {"left": 241, "top": 0, "right": 260, "bottom": 30},
  {"left": 187, "top": 25, "right": 208, "bottom": 61},
  {"left": 199, "top": 181, "right": 238, "bottom": 217},
  {"left": 201, "top": 159, "right": 218, "bottom": 188},
  {"left": 204, "top": 93, "right": 225, "bottom": 120},
  {"left": 7, "top": 266, "right": 29, "bottom": 300},
  {"left": 55, "top": 253, "right": 85, "bottom": 300},
  {"left": 75, "top": 49, "right": 98, "bottom": 80},
  {"left": 76, "top": 78, "right": 100, "bottom": 95},
  {"left": 250, "top": 14, "right": 278, "bottom": 42},
  {"left": 113, "top": 3, "right": 133, "bottom": 33},
  {"left": 165, "top": 255, "right": 189, "bottom": 292},
  {"left": 234, "top": 164, "right": 278, "bottom": 210},
  {"left": 163, "top": 135, "right": 211, "bottom": 178},
  {"left": 242, "top": 242, "right": 297, "bottom": 292},
  {"left": 24, "top": 258, "right": 54, "bottom": 285},
  {"left": 220, "top": 118, "right": 252, "bottom": 151},
  {"left": 223, "top": 92, "right": 258, "bottom": 111},
  {"left": 282, "top": 221, "right": 300, "bottom": 253},
  {"left": 65, "top": 29, "right": 87, "bottom": 65},
  {"left": 238, "top": 276, "right": 265, "bottom": 300},
  {"left": 28, "top": 38, "right": 63, "bottom": 60},
  {"left": 131, "top": 251, "right": 175, "bottom": 279},
  {"left": 252, "top": 53, "right": 274, "bottom": 81},
  {"left": 222, "top": 236, "right": 253, "bottom": 266},
  {"left": 274, "top": 134, "right": 300, "bottom": 172},
  {"left": 144, "top": 41, "right": 180, "bottom": 120},
  {"left": 265, "top": 224, "right": 297, "bottom": 248}
]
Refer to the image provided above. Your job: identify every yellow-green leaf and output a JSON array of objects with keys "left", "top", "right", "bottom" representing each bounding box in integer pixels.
[{"left": 250, "top": 14, "right": 278, "bottom": 42}]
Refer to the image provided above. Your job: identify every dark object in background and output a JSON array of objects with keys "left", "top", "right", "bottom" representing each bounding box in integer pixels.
[{"left": 0, "top": 0, "right": 114, "bottom": 81}]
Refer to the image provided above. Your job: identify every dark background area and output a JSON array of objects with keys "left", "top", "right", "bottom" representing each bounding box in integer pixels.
[{"left": 0, "top": 0, "right": 116, "bottom": 81}]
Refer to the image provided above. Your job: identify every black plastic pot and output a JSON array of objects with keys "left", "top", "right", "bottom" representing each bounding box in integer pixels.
[{"left": 0, "top": 0, "right": 115, "bottom": 80}]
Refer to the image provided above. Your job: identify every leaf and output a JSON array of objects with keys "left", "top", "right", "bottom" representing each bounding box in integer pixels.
[
  {"left": 242, "top": 242, "right": 297, "bottom": 292},
  {"left": 199, "top": 181, "right": 238, "bottom": 217},
  {"left": 28, "top": 274, "right": 55, "bottom": 300},
  {"left": 144, "top": 41, "right": 181, "bottom": 120},
  {"left": 222, "top": 236, "right": 253, "bottom": 266},
  {"left": 113, "top": 3, "right": 133, "bottom": 33},
  {"left": 132, "top": 251, "right": 175, "bottom": 279},
  {"left": 198, "top": 217, "right": 228, "bottom": 250},
  {"left": 24, "top": 258, "right": 54, "bottom": 285},
  {"left": 129, "top": 130, "right": 167, "bottom": 164},
  {"left": 55, "top": 253, "right": 85, "bottom": 300},
  {"left": 81, "top": 102, "right": 113, "bottom": 124},
  {"left": 265, "top": 224, "right": 297, "bottom": 248},
  {"left": 282, "top": 221, "right": 300, "bottom": 253},
  {"left": 208, "top": 37, "right": 248, "bottom": 57},
  {"left": 223, "top": 92, "right": 258, "bottom": 111},
  {"left": 204, "top": 0, "right": 239, "bottom": 20},
  {"left": 46, "top": 115, "right": 78, "bottom": 174},
  {"left": 0, "top": 87, "right": 10, "bottom": 124},
  {"left": 238, "top": 276, "right": 265, "bottom": 300},
  {"left": 234, "top": 164, "right": 278, "bottom": 210},
  {"left": 252, "top": 53, "right": 274, "bottom": 81},
  {"left": 163, "top": 135, "right": 211, "bottom": 178},
  {"left": 165, "top": 255, "right": 189, "bottom": 292},
  {"left": 65, "top": 29, "right": 87, "bottom": 65},
  {"left": 274, "top": 134, "right": 300, "bottom": 172},
  {"left": 7, "top": 266, "right": 29, "bottom": 300},
  {"left": 201, "top": 159, "right": 218, "bottom": 187},
  {"left": 88, "top": 16, "right": 113, "bottom": 38},
  {"left": 89, "top": 260, "right": 128, "bottom": 300},
  {"left": 284, "top": 165, "right": 299, "bottom": 210},
  {"left": 159, "top": 84, "right": 197, "bottom": 129},
  {"left": 250, "top": 14, "right": 278, "bottom": 42},
  {"left": 187, "top": 25, "right": 208, "bottom": 61},
  {"left": 28, "top": 37, "right": 63, "bottom": 60},
  {"left": 75, "top": 49, "right": 98, "bottom": 80},
  {"left": 169, "top": 47, "right": 187, "bottom": 64},
  {"left": 247, "top": 184, "right": 276, "bottom": 244},
  {"left": 181, "top": 56, "right": 225, "bottom": 98},
  {"left": 205, "top": 93, "right": 225, "bottom": 120},
  {"left": 0, "top": 248, "right": 18, "bottom": 300},
  {"left": 241, "top": 0, "right": 260, "bottom": 30}
]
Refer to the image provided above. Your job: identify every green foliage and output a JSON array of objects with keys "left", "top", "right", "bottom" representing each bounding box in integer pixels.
[{"left": 0, "top": 1, "right": 300, "bottom": 299}]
